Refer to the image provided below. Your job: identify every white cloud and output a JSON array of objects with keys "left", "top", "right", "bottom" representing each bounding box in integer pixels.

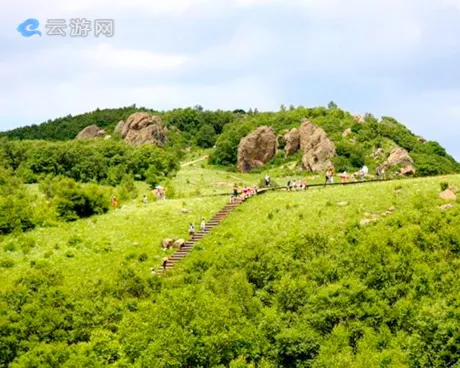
[
  {"left": 85, "top": 44, "right": 189, "bottom": 70},
  {"left": 1, "top": 0, "right": 460, "bottom": 160}
]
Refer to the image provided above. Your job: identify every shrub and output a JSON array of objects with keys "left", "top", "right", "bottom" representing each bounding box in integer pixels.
[
  {"left": 138, "top": 253, "right": 149, "bottom": 262},
  {"left": 3, "top": 242, "right": 16, "bottom": 252},
  {"left": 196, "top": 124, "right": 217, "bottom": 148},
  {"left": 43, "top": 178, "right": 110, "bottom": 221},
  {"left": 18, "top": 237, "right": 36, "bottom": 255},
  {"left": 0, "top": 258, "right": 15, "bottom": 268},
  {"left": 118, "top": 174, "right": 138, "bottom": 201},
  {"left": 0, "top": 176, "right": 38, "bottom": 235}
]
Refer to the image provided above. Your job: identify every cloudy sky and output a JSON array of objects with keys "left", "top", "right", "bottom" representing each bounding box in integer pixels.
[{"left": 1, "top": 0, "right": 460, "bottom": 159}]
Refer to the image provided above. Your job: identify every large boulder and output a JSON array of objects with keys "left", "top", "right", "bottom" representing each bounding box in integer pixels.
[
  {"left": 114, "top": 121, "right": 125, "bottom": 134},
  {"left": 125, "top": 124, "right": 168, "bottom": 147},
  {"left": 121, "top": 112, "right": 167, "bottom": 147},
  {"left": 76, "top": 125, "right": 106, "bottom": 139},
  {"left": 400, "top": 165, "right": 416, "bottom": 176},
  {"left": 353, "top": 115, "right": 366, "bottom": 123},
  {"left": 284, "top": 128, "right": 300, "bottom": 156},
  {"left": 342, "top": 128, "right": 352, "bottom": 137},
  {"left": 384, "top": 147, "right": 414, "bottom": 168},
  {"left": 237, "top": 126, "right": 277, "bottom": 172},
  {"left": 299, "top": 120, "right": 336, "bottom": 172},
  {"left": 440, "top": 189, "right": 457, "bottom": 201}
]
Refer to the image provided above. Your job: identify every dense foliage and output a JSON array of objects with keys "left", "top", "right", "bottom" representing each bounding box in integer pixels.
[
  {"left": 1, "top": 177, "right": 460, "bottom": 366},
  {"left": 0, "top": 138, "right": 180, "bottom": 186},
  {"left": 1, "top": 104, "right": 458, "bottom": 175},
  {"left": 39, "top": 177, "right": 110, "bottom": 221},
  {"left": 0, "top": 168, "right": 44, "bottom": 235},
  {"left": 210, "top": 106, "right": 460, "bottom": 175},
  {"left": 0, "top": 106, "right": 155, "bottom": 141}
]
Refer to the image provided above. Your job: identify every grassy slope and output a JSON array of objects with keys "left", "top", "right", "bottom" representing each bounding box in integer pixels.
[
  {"left": 168, "top": 174, "right": 460, "bottom": 275},
  {"left": 0, "top": 196, "right": 227, "bottom": 293},
  {"left": 138, "top": 174, "right": 460, "bottom": 366},
  {"left": 2, "top": 162, "right": 460, "bottom": 365}
]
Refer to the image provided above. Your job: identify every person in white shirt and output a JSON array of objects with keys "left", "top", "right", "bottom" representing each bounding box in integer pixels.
[{"left": 361, "top": 165, "right": 368, "bottom": 181}]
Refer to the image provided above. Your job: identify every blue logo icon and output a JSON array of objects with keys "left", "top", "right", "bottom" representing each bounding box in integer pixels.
[{"left": 17, "top": 18, "right": 41, "bottom": 37}]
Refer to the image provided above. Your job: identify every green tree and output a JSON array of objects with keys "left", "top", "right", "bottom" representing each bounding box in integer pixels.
[
  {"left": 328, "top": 101, "right": 338, "bottom": 110},
  {"left": 196, "top": 124, "right": 217, "bottom": 148}
]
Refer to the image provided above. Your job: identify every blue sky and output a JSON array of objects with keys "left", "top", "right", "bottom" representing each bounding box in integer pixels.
[{"left": 1, "top": 0, "right": 460, "bottom": 160}]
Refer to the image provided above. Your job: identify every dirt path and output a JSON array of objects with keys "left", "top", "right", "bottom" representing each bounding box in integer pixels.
[{"left": 181, "top": 156, "right": 209, "bottom": 168}]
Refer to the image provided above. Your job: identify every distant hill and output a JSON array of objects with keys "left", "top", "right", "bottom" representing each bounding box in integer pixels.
[
  {"left": 0, "top": 106, "right": 157, "bottom": 141},
  {"left": 1, "top": 104, "right": 458, "bottom": 176}
]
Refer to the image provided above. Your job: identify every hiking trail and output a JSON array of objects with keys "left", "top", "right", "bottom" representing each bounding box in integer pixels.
[
  {"left": 181, "top": 156, "right": 209, "bottom": 168},
  {"left": 156, "top": 176, "right": 420, "bottom": 274},
  {"left": 157, "top": 197, "right": 243, "bottom": 274}
]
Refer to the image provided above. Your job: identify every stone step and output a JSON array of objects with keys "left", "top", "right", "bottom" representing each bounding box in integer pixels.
[
  {"left": 157, "top": 200, "right": 247, "bottom": 274},
  {"left": 172, "top": 251, "right": 189, "bottom": 256}
]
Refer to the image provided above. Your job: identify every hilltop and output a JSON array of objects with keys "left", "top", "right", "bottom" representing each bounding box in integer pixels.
[{"left": 1, "top": 104, "right": 459, "bottom": 177}]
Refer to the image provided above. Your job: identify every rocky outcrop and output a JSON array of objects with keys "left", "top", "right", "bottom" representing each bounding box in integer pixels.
[
  {"left": 284, "top": 128, "right": 300, "bottom": 156},
  {"left": 400, "top": 165, "right": 416, "bottom": 176},
  {"left": 353, "top": 115, "right": 366, "bottom": 123},
  {"left": 237, "top": 126, "right": 277, "bottom": 172},
  {"left": 371, "top": 148, "right": 385, "bottom": 159},
  {"left": 299, "top": 120, "right": 336, "bottom": 172},
  {"left": 440, "top": 189, "right": 457, "bottom": 201},
  {"left": 342, "top": 128, "right": 352, "bottom": 137},
  {"left": 379, "top": 147, "right": 414, "bottom": 171},
  {"left": 114, "top": 121, "right": 125, "bottom": 134},
  {"left": 76, "top": 125, "right": 106, "bottom": 139},
  {"left": 120, "top": 112, "right": 167, "bottom": 147}
]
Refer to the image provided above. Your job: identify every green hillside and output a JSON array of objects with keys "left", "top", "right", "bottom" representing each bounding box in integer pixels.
[
  {"left": 1, "top": 105, "right": 459, "bottom": 176},
  {"left": 1, "top": 167, "right": 459, "bottom": 367},
  {"left": 1, "top": 104, "right": 460, "bottom": 367}
]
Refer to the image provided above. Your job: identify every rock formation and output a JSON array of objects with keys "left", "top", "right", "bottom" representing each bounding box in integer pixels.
[
  {"left": 114, "top": 121, "right": 125, "bottom": 134},
  {"left": 284, "top": 128, "right": 300, "bottom": 156},
  {"left": 400, "top": 165, "right": 416, "bottom": 176},
  {"left": 299, "top": 120, "right": 336, "bottom": 172},
  {"left": 120, "top": 112, "right": 167, "bottom": 147},
  {"left": 371, "top": 148, "right": 385, "bottom": 159},
  {"left": 440, "top": 189, "right": 457, "bottom": 201},
  {"left": 386, "top": 147, "right": 414, "bottom": 167},
  {"left": 342, "top": 128, "right": 352, "bottom": 137},
  {"left": 237, "top": 126, "right": 277, "bottom": 172},
  {"left": 76, "top": 125, "right": 106, "bottom": 139},
  {"left": 353, "top": 115, "right": 366, "bottom": 123},
  {"left": 378, "top": 147, "right": 414, "bottom": 173}
]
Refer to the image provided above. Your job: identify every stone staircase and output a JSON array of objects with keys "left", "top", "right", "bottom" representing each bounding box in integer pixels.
[{"left": 157, "top": 198, "right": 243, "bottom": 274}]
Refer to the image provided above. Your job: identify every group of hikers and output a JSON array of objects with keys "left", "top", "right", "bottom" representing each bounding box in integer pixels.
[
  {"left": 231, "top": 183, "right": 259, "bottom": 202},
  {"left": 188, "top": 217, "right": 207, "bottom": 238},
  {"left": 153, "top": 187, "right": 167, "bottom": 201},
  {"left": 336, "top": 165, "right": 386, "bottom": 183},
  {"left": 111, "top": 186, "right": 167, "bottom": 209},
  {"left": 287, "top": 179, "right": 308, "bottom": 190},
  {"left": 158, "top": 217, "right": 207, "bottom": 271},
  {"left": 156, "top": 167, "right": 391, "bottom": 272}
]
